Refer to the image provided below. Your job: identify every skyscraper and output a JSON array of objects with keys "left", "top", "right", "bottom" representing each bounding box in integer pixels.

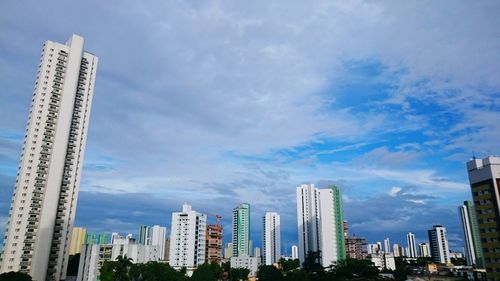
[
  {"left": 138, "top": 225, "right": 167, "bottom": 259},
  {"left": 418, "top": 243, "right": 430, "bottom": 257},
  {"left": 205, "top": 223, "right": 223, "bottom": 264},
  {"left": 393, "top": 244, "right": 403, "bottom": 257},
  {"left": 291, "top": 245, "right": 298, "bottom": 260},
  {"left": 459, "top": 200, "right": 484, "bottom": 268},
  {"left": 384, "top": 238, "right": 391, "bottom": 254},
  {"left": 428, "top": 225, "right": 450, "bottom": 264},
  {"left": 466, "top": 156, "right": 500, "bottom": 280},
  {"left": 406, "top": 232, "right": 417, "bottom": 258},
  {"left": 263, "top": 212, "right": 281, "bottom": 265},
  {"left": 169, "top": 204, "right": 207, "bottom": 271},
  {"left": 69, "top": 227, "right": 86, "bottom": 255},
  {"left": 232, "top": 203, "right": 250, "bottom": 257},
  {"left": 0, "top": 35, "right": 98, "bottom": 281},
  {"left": 296, "top": 184, "right": 345, "bottom": 267}
]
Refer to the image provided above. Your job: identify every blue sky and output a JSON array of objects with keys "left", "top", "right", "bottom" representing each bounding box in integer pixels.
[{"left": 1, "top": 1, "right": 499, "bottom": 254}]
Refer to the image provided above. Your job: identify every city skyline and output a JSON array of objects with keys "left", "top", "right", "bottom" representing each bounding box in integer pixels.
[{"left": 1, "top": 0, "right": 500, "bottom": 263}]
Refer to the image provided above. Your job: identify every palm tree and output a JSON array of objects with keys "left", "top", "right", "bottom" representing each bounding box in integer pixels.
[{"left": 115, "top": 255, "right": 133, "bottom": 281}]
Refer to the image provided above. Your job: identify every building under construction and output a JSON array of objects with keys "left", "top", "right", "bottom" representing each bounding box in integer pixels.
[{"left": 205, "top": 215, "right": 223, "bottom": 264}]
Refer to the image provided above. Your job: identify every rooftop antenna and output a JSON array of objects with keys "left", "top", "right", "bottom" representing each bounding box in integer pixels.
[{"left": 472, "top": 151, "right": 476, "bottom": 160}]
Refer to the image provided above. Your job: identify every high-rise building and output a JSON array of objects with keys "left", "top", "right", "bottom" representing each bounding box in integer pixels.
[
  {"left": 406, "top": 232, "right": 417, "bottom": 258},
  {"left": 69, "top": 227, "right": 87, "bottom": 255},
  {"left": 0, "top": 34, "right": 98, "bottom": 281},
  {"left": 254, "top": 247, "right": 261, "bottom": 263},
  {"left": 263, "top": 212, "right": 281, "bottom": 265},
  {"left": 169, "top": 204, "right": 207, "bottom": 271},
  {"left": 459, "top": 200, "right": 484, "bottom": 268},
  {"left": 345, "top": 236, "right": 368, "bottom": 260},
  {"left": 296, "top": 184, "right": 345, "bottom": 267},
  {"left": 393, "top": 244, "right": 403, "bottom": 257},
  {"left": 384, "top": 238, "right": 391, "bottom": 254},
  {"left": 77, "top": 243, "right": 160, "bottom": 281},
  {"left": 164, "top": 237, "right": 170, "bottom": 261},
  {"left": 139, "top": 225, "right": 150, "bottom": 245},
  {"left": 205, "top": 223, "right": 223, "bottom": 264},
  {"left": 428, "top": 225, "right": 450, "bottom": 264},
  {"left": 418, "top": 243, "right": 430, "bottom": 257},
  {"left": 232, "top": 203, "right": 250, "bottom": 257},
  {"left": 466, "top": 156, "right": 500, "bottom": 280},
  {"left": 137, "top": 225, "right": 166, "bottom": 260},
  {"left": 291, "top": 245, "right": 298, "bottom": 260},
  {"left": 224, "top": 243, "right": 233, "bottom": 259}
]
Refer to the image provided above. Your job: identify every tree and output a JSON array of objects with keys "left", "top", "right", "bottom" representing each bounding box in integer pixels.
[
  {"left": 115, "top": 255, "right": 133, "bottom": 281},
  {"left": 257, "top": 265, "right": 283, "bottom": 281},
  {"left": 229, "top": 267, "right": 250, "bottom": 281},
  {"left": 330, "top": 258, "right": 380, "bottom": 281},
  {"left": 283, "top": 269, "right": 311, "bottom": 281},
  {"left": 302, "top": 251, "right": 324, "bottom": 277},
  {"left": 0, "top": 272, "right": 32, "bottom": 281},
  {"left": 279, "top": 258, "right": 300, "bottom": 272},
  {"left": 191, "top": 263, "right": 217, "bottom": 281}
]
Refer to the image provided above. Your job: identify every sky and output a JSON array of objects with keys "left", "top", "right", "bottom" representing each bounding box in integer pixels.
[{"left": 0, "top": 1, "right": 499, "bottom": 254}]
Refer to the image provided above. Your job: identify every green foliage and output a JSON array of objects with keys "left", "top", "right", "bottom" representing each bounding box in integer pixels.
[
  {"left": 0, "top": 271, "right": 32, "bottom": 281},
  {"left": 451, "top": 257, "right": 466, "bottom": 266},
  {"left": 99, "top": 257, "right": 187, "bottom": 281},
  {"left": 191, "top": 263, "right": 217, "bottom": 281},
  {"left": 229, "top": 267, "right": 250, "bottom": 281},
  {"left": 283, "top": 269, "right": 311, "bottom": 281},
  {"left": 329, "top": 258, "right": 380, "bottom": 281},
  {"left": 302, "top": 251, "right": 324, "bottom": 277},
  {"left": 279, "top": 258, "right": 300, "bottom": 272},
  {"left": 257, "top": 265, "right": 283, "bottom": 281},
  {"left": 393, "top": 257, "right": 412, "bottom": 281}
]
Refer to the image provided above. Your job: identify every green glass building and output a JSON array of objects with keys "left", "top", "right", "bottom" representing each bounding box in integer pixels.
[{"left": 232, "top": 203, "right": 250, "bottom": 257}]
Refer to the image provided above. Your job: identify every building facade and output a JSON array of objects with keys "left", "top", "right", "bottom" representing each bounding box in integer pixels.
[
  {"left": 346, "top": 236, "right": 368, "bottom": 260},
  {"left": 77, "top": 243, "right": 160, "bottom": 281},
  {"left": 384, "top": 238, "right": 391, "bottom": 254},
  {"left": 459, "top": 200, "right": 484, "bottom": 268},
  {"left": 407, "top": 232, "right": 417, "bottom": 258},
  {"left": 230, "top": 256, "right": 260, "bottom": 277},
  {"left": 69, "top": 227, "right": 87, "bottom": 255},
  {"left": 0, "top": 34, "right": 98, "bottom": 281},
  {"left": 205, "top": 223, "right": 223, "bottom": 264},
  {"left": 168, "top": 204, "right": 207, "bottom": 271},
  {"left": 291, "top": 245, "right": 298, "bottom": 260},
  {"left": 296, "top": 184, "right": 346, "bottom": 267},
  {"left": 418, "top": 243, "right": 430, "bottom": 258},
  {"left": 467, "top": 156, "right": 500, "bottom": 280},
  {"left": 428, "top": 225, "right": 450, "bottom": 264},
  {"left": 263, "top": 212, "right": 281, "bottom": 265},
  {"left": 138, "top": 225, "right": 167, "bottom": 260},
  {"left": 393, "top": 244, "right": 403, "bottom": 257},
  {"left": 232, "top": 203, "right": 250, "bottom": 257}
]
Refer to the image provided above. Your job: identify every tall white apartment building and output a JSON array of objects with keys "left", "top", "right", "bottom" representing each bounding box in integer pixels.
[
  {"left": 138, "top": 225, "right": 167, "bottom": 260},
  {"left": 291, "top": 245, "right": 298, "bottom": 260},
  {"left": 77, "top": 243, "right": 160, "bottom": 281},
  {"left": 0, "top": 35, "right": 97, "bottom": 281},
  {"left": 296, "top": 184, "right": 345, "bottom": 267},
  {"left": 169, "top": 204, "right": 207, "bottom": 272},
  {"left": 384, "top": 238, "right": 391, "bottom": 254},
  {"left": 428, "top": 225, "right": 450, "bottom": 264},
  {"left": 406, "top": 232, "right": 417, "bottom": 258},
  {"left": 263, "top": 212, "right": 281, "bottom": 265},
  {"left": 393, "top": 244, "right": 403, "bottom": 257},
  {"left": 418, "top": 243, "right": 430, "bottom": 257}
]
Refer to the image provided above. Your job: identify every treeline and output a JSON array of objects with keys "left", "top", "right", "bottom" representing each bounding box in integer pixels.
[{"left": 97, "top": 253, "right": 383, "bottom": 281}]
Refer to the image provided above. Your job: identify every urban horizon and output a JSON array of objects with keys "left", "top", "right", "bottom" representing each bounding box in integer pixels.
[{"left": 0, "top": 1, "right": 499, "bottom": 280}]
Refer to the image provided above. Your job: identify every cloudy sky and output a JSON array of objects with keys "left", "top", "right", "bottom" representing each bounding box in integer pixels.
[{"left": 1, "top": 1, "right": 499, "bottom": 253}]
